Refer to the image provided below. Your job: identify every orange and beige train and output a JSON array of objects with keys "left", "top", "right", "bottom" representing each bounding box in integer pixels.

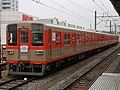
[{"left": 6, "top": 21, "right": 118, "bottom": 76}]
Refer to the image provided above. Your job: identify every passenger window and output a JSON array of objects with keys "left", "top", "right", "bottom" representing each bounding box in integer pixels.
[
  {"left": 68, "top": 34, "right": 70, "bottom": 44},
  {"left": 64, "top": 34, "right": 67, "bottom": 45},
  {"left": 32, "top": 33, "right": 43, "bottom": 46},
  {"left": 21, "top": 32, "right": 28, "bottom": 43},
  {"left": 64, "top": 33, "right": 70, "bottom": 46},
  {"left": 31, "top": 24, "right": 44, "bottom": 46},
  {"left": 77, "top": 34, "right": 81, "bottom": 44},
  {"left": 72, "top": 33, "right": 76, "bottom": 45}
]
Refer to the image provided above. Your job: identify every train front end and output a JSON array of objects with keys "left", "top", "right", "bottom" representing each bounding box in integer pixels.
[{"left": 6, "top": 22, "right": 47, "bottom": 76}]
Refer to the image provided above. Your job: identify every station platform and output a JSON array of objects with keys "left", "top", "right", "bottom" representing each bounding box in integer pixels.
[
  {"left": 89, "top": 53, "right": 120, "bottom": 90},
  {"left": 89, "top": 73, "right": 120, "bottom": 90}
]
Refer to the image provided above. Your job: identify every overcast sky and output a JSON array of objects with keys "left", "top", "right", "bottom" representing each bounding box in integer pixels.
[{"left": 19, "top": 0, "right": 118, "bottom": 31}]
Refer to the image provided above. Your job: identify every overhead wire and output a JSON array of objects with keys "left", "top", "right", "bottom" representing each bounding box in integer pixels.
[
  {"left": 98, "top": 0, "right": 120, "bottom": 29},
  {"left": 49, "top": 0, "right": 76, "bottom": 14},
  {"left": 31, "top": 0, "right": 90, "bottom": 22},
  {"left": 92, "top": 0, "right": 118, "bottom": 30},
  {"left": 49, "top": 0, "right": 90, "bottom": 21},
  {"left": 99, "top": 0, "right": 119, "bottom": 20},
  {"left": 66, "top": 0, "right": 94, "bottom": 13},
  {"left": 92, "top": 0, "right": 106, "bottom": 12}
]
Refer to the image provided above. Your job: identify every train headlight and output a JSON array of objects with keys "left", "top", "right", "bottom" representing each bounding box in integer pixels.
[
  {"left": 7, "top": 50, "right": 14, "bottom": 55},
  {"left": 35, "top": 50, "right": 44, "bottom": 55}
]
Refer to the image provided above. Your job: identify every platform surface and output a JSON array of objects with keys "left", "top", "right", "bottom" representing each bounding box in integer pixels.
[
  {"left": 89, "top": 73, "right": 120, "bottom": 90},
  {"left": 89, "top": 53, "right": 120, "bottom": 90}
]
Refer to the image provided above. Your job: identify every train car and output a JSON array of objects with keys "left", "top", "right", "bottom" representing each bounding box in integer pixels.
[{"left": 6, "top": 21, "right": 118, "bottom": 76}]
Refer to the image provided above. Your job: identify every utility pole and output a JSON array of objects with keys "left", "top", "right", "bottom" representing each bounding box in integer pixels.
[
  {"left": 95, "top": 14, "right": 119, "bottom": 32},
  {"left": 110, "top": 21, "right": 111, "bottom": 33},
  {"left": 90, "top": 23, "right": 92, "bottom": 29},
  {"left": 95, "top": 11, "right": 97, "bottom": 30},
  {"left": 0, "top": 11, "right": 1, "bottom": 79},
  {"left": 114, "top": 24, "right": 116, "bottom": 34}
]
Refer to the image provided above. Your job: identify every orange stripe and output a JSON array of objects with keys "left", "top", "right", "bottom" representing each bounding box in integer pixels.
[
  {"left": 6, "top": 48, "right": 97, "bottom": 64},
  {"left": 7, "top": 42, "right": 117, "bottom": 65}
]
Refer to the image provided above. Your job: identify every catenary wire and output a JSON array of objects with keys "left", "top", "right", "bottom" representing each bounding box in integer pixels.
[
  {"left": 66, "top": 0, "right": 94, "bottom": 13},
  {"left": 31, "top": 0, "right": 90, "bottom": 22},
  {"left": 49, "top": 0, "right": 91, "bottom": 21}
]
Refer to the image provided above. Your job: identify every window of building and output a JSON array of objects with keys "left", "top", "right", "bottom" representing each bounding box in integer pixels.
[
  {"left": 16, "top": 1, "right": 18, "bottom": 4},
  {"left": 3, "top": 3, "right": 10, "bottom": 5},
  {"left": 3, "top": 0, "right": 10, "bottom": 1},
  {"left": 3, "top": 7, "right": 10, "bottom": 9}
]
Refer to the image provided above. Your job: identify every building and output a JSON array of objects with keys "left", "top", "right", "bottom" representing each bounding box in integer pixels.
[
  {"left": 0, "top": 0, "right": 19, "bottom": 11},
  {"left": 0, "top": 0, "right": 2, "bottom": 11},
  {"left": 0, "top": 11, "right": 39, "bottom": 44},
  {"left": 0, "top": 0, "right": 39, "bottom": 44}
]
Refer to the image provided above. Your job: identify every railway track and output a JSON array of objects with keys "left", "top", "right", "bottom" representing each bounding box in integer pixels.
[
  {"left": 0, "top": 44, "right": 119, "bottom": 90},
  {"left": 65, "top": 46, "right": 120, "bottom": 90},
  {"left": 0, "top": 76, "right": 38, "bottom": 90},
  {"left": 16, "top": 44, "right": 120, "bottom": 90}
]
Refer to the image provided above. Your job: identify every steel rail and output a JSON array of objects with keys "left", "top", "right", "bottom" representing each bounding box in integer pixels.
[
  {"left": 0, "top": 76, "right": 39, "bottom": 90},
  {"left": 0, "top": 76, "right": 22, "bottom": 86},
  {"left": 65, "top": 46, "right": 120, "bottom": 90}
]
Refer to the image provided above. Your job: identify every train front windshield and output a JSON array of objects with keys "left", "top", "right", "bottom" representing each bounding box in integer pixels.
[
  {"left": 7, "top": 23, "right": 44, "bottom": 46},
  {"left": 7, "top": 24, "right": 17, "bottom": 46},
  {"left": 31, "top": 24, "right": 44, "bottom": 46}
]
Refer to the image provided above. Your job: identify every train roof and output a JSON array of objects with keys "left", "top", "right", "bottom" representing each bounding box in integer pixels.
[
  {"left": 45, "top": 24, "right": 118, "bottom": 36},
  {"left": 9, "top": 21, "right": 43, "bottom": 24},
  {"left": 9, "top": 21, "right": 118, "bottom": 36}
]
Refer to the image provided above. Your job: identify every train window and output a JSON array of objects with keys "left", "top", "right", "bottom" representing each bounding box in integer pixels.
[
  {"left": 68, "top": 34, "right": 70, "bottom": 44},
  {"left": 32, "top": 33, "right": 43, "bottom": 46},
  {"left": 64, "top": 34, "right": 67, "bottom": 45},
  {"left": 56, "top": 33, "right": 60, "bottom": 42},
  {"left": 31, "top": 24, "right": 43, "bottom": 31},
  {"left": 64, "top": 33, "right": 70, "bottom": 45},
  {"left": 86, "top": 34, "right": 89, "bottom": 43},
  {"left": 77, "top": 34, "right": 80, "bottom": 44},
  {"left": 79, "top": 34, "right": 82, "bottom": 44},
  {"left": 31, "top": 24, "right": 44, "bottom": 46},
  {"left": 72, "top": 33, "right": 76, "bottom": 45},
  {"left": 21, "top": 32, "right": 28, "bottom": 43},
  {"left": 7, "top": 24, "right": 17, "bottom": 46}
]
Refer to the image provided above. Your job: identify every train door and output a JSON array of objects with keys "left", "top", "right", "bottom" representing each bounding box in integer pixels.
[
  {"left": 56, "top": 32, "right": 61, "bottom": 56},
  {"left": 48, "top": 29, "right": 52, "bottom": 59},
  {"left": 18, "top": 29, "right": 31, "bottom": 61}
]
